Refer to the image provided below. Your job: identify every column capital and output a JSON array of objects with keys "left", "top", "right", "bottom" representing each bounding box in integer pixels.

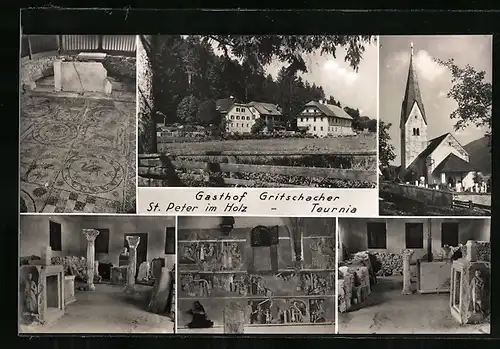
[
  {"left": 401, "top": 248, "right": 414, "bottom": 258},
  {"left": 126, "top": 235, "right": 141, "bottom": 249},
  {"left": 83, "top": 229, "right": 100, "bottom": 242}
]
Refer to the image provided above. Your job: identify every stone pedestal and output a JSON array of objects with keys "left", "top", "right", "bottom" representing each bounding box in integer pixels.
[
  {"left": 402, "top": 249, "right": 414, "bottom": 295},
  {"left": 64, "top": 275, "right": 76, "bottom": 305},
  {"left": 53, "top": 60, "right": 112, "bottom": 94},
  {"left": 20, "top": 265, "right": 65, "bottom": 325},
  {"left": 224, "top": 301, "right": 245, "bottom": 334},
  {"left": 450, "top": 240, "right": 490, "bottom": 325},
  {"left": 124, "top": 236, "right": 141, "bottom": 294},
  {"left": 83, "top": 229, "right": 100, "bottom": 291}
]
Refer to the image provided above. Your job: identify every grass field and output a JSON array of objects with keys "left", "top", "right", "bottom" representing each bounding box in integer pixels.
[
  {"left": 159, "top": 133, "right": 376, "bottom": 155},
  {"left": 141, "top": 133, "right": 377, "bottom": 188}
]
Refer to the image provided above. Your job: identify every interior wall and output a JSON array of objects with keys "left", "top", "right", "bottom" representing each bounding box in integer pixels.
[
  {"left": 81, "top": 215, "right": 176, "bottom": 268},
  {"left": 20, "top": 215, "right": 176, "bottom": 268},
  {"left": 178, "top": 216, "right": 289, "bottom": 230},
  {"left": 20, "top": 215, "right": 85, "bottom": 257},
  {"left": 339, "top": 218, "right": 490, "bottom": 262},
  {"left": 177, "top": 216, "right": 336, "bottom": 328}
]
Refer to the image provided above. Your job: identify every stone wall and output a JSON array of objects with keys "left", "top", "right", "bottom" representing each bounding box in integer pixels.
[
  {"left": 453, "top": 193, "right": 491, "bottom": 207},
  {"left": 381, "top": 182, "right": 453, "bottom": 207},
  {"left": 102, "top": 55, "right": 136, "bottom": 81},
  {"left": 177, "top": 219, "right": 336, "bottom": 330},
  {"left": 20, "top": 56, "right": 57, "bottom": 89}
]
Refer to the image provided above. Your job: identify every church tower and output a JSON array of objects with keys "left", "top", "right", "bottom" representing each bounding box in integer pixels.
[{"left": 400, "top": 42, "right": 428, "bottom": 169}]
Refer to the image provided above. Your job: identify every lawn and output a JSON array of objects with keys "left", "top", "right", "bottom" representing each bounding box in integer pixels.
[
  {"left": 140, "top": 133, "right": 377, "bottom": 188},
  {"left": 159, "top": 133, "right": 376, "bottom": 155}
]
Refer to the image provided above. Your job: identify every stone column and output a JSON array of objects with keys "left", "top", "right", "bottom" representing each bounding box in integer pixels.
[
  {"left": 82, "top": 229, "right": 100, "bottom": 291},
  {"left": 401, "top": 248, "right": 414, "bottom": 295},
  {"left": 124, "top": 236, "right": 141, "bottom": 294}
]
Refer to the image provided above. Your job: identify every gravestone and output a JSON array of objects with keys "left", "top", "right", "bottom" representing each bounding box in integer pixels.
[{"left": 223, "top": 301, "right": 245, "bottom": 334}]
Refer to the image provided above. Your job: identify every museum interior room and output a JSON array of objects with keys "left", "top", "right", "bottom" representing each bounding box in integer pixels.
[
  {"left": 337, "top": 217, "right": 490, "bottom": 334},
  {"left": 177, "top": 216, "right": 336, "bottom": 334},
  {"left": 19, "top": 215, "right": 176, "bottom": 334}
]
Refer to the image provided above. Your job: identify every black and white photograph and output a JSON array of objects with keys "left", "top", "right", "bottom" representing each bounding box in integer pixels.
[
  {"left": 378, "top": 35, "right": 492, "bottom": 216},
  {"left": 337, "top": 217, "right": 490, "bottom": 334},
  {"left": 137, "top": 35, "right": 378, "bottom": 188},
  {"left": 177, "top": 216, "right": 336, "bottom": 334},
  {"left": 18, "top": 215, "right": 176, "bottom": 334},
  {"left": 20, "top": 34, "right": 137, "bottom": 213}
]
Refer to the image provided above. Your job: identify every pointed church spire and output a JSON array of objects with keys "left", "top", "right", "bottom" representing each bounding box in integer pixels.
[{"left": 401, "top": 41, "right": 427, "bottom": 127}]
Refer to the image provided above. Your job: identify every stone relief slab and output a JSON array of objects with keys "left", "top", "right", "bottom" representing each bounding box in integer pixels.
[
  {"left": 178, "top": 228, "right": 248, "bottom": 241},
  {"left": 303, "top": 237, "right": 336, "bottom": 270},
  {"left": 179, "top": 241, "right": 244, "bottom": 272}
]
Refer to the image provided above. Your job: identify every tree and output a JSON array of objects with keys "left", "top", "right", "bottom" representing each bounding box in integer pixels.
[
  {"left": 196, "top": 99, "right": 220, "bottom": 126},
  {"left": 379, "top": 120, "right": 396, "bottom": 168},
  {"left": 203, "top": 35, "right": 374, "bottom": 75},
  {"left": 266, "top": 119, "right": 275, "bottom": 132},
  {"left": 177, "top": 96, "right": 200, "bottom": 124},
  {"left": 437, "top": 58, "right": 492, "bottom": 143},
  {"left": 251, "top": 118, "right": 267, "bottom": 134},
  {"left": 137, "top": 35, "right": 158, "bottom": 154}
]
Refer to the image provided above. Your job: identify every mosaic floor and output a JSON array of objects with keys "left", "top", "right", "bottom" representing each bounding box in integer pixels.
[{"left": 20, "top": 94, "right": 136, "bottom": 213}]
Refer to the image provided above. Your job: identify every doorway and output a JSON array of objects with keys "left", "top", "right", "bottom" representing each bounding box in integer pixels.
[{"left": 123, "top": 233, "right": 148, "bottom": 278}]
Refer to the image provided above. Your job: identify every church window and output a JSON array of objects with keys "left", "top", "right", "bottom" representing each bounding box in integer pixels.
[
  {"left": 416, "top": 128, "right": 420, "bottom": 136},
  {"left": 413, "top": 128, "right": 420, "bottom": 136}
]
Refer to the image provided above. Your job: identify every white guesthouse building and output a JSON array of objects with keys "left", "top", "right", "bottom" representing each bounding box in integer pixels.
[
  {"left": 225, "top": 101, "right": 282, "bottom": 134},
  {"left": 296, "top": 100, "right": 355, "bottom": 137}
]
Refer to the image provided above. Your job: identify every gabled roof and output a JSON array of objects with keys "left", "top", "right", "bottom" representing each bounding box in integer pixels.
[
  {"left": 247, "top": 101, "right": 282, "bottom": 116},
  {"left": 433, "top": 153, "right": 476, "bottom": 174},
  {"left": 401, "top": 45, "right": 427, "bottom": 127},
  {"left": 301, "top": 101, "right": 353, "bottom": 120},
  {"left": 216, "top": 98, "right": 235, "bottom": 113},
  {"left": 405, "top": 133, "right": 448, "bottom": 170}
]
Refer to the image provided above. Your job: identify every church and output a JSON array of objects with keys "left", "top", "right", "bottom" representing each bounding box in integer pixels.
[{"left": 398, "top": 43, "right": 477, "bottom": 191}]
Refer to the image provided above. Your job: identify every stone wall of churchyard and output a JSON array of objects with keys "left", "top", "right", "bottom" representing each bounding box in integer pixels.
[
  {"left": 380, "top": 182, "right": 453, "bottom": 207},
  {"left": 453, "top": 193, "right": 491, "bottom": 207}
]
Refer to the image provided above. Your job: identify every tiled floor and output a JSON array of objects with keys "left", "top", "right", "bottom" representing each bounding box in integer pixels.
[{"left": 20, "top": 93, "right": 136, "bottom": 213}]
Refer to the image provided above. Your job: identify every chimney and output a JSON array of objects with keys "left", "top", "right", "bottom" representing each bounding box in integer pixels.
[{"left": 318, "top": 100, "right": 323, "bottom": 104}]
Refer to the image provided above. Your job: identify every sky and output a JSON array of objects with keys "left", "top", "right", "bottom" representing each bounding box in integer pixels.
[
  {"left": 379, "top": 35, "right": 492, "bottom": 165},
  {"left": 210, "top": 37, "right": 378, "bottom": 118}
]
